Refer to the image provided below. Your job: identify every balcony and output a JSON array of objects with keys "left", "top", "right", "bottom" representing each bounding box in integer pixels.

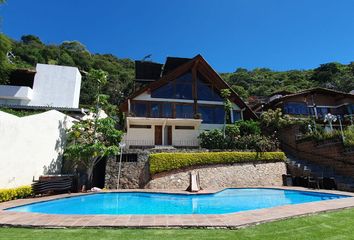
[{"left": 0, "top": 85, "right": 33, "bottom": 100}]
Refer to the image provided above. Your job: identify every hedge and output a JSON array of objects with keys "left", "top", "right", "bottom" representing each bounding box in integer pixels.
[
  {"left": 149, "top": 151, "right": 286, "bottom": 175},
  {"left": 0, "top": 186, "right": 32, "bottom": 203}
]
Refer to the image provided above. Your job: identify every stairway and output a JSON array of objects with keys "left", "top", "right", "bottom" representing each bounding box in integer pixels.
[{"left": 286, "top": 153, "right": 354, "bottom": 192}]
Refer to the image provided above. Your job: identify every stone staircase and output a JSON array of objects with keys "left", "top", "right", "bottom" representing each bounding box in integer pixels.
[{"left": 286, "top": 153, "right": 354, "bottom": 192}]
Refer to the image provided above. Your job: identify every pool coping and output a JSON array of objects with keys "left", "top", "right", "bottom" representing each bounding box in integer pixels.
[{"left": 1, "top": 186, "right": 354, "bottom": 228}]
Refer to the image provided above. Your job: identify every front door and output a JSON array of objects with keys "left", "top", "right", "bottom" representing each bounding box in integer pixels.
[
  {"left": 155, "top": 125, "right": 162, "bottom": 145},
  {"left": 167, "top": 126, "right": 172, "bottom": 145}
]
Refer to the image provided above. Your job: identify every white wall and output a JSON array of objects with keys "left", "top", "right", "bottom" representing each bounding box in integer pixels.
[
  {"left": 0, "top": 110, "right": 76, "bottom": 188},
  {"left": 27, "top": 64, "right": 81, "bottom": 108}
]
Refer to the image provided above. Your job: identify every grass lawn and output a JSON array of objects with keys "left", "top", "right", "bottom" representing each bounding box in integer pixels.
[{"left": 1, "top": 208, "right": 354, "bottom": 240}]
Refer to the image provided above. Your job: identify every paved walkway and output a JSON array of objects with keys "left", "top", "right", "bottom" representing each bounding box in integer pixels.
[{"left": 1, "top": 187, "right": 354, "bottom": 228}]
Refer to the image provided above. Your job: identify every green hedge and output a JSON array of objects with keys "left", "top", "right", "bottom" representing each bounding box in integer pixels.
[
  {"left": 149, "top": 151, "right": 286, "bottom": 175},
  {"left": 0, "top": 186, "right": 32, "bottom": 203}
]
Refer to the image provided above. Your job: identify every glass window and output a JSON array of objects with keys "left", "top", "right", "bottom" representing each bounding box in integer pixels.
[
  {"left": 151, "top": 82, "right": 174, "bottom": 98},
  {"left": 283, "top": 102, "right": 309, "bottom": 115},
  {"left": 214, "top": 106, "right": 225, "bottom": 124},
  {"left": 151, "top": 72, "right": 193, "bottom": 100},
  {"left": 175, "top": 83, "right": 192, "bottom": 99},
  {"left": 176, "top": 104, "right": 193, "bottom": 118},
  {"left": 162, "top": 103, "right": 172, "bottom": 118},
  {"left": 233, "top": 110, "right": 242, "bottom": 122},
  {"left": 175, "top": 72, "right": 192, "bottom": 83},
  {"left": 198, "top": 105, "right": 225, "bottom": 124},
  {"left": 132, "top": 102, "right": 147, "bottom": 117},
  {"left": 198, "top": 106, "right": 214, "bottom": 123},
  {"left": 197, "top": 76, "right": 222, "bottom": 101},
  {"left": 150, "top": 103, "right": 160, "bottom": 118},
  {"left": 317, "top": 107, "right": 329, "bottom": 118},
  {"left": 348, "top": 104, "right": 354, "bottom": 114}
]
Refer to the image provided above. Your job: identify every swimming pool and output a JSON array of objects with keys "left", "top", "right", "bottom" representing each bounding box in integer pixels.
[{"left": 6, "top": 188, "right": 349, "bottom": 215}]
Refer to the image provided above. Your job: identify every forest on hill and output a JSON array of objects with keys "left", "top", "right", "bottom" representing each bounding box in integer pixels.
[{"left": 1, "top": 33, "right": 354, "bottom": 107}]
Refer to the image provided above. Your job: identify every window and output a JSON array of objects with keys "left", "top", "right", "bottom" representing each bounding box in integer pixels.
[
  {"left": 283, "top": 102, "right": 309, "bottom": 115},
  {"left": 120, "top": 153, "right": 138, "bottom": 162},
  {"left": 175, "top": 126, "right": 195, "bottom": 130},
  {"left": 162, "top": 103, "right": 172, "bottom": 118},
  {"left": 151, "top": 82, "right": 174, "bottom": 98},
  {"left": 130, "top": 125, "right": 151, "bottom": 128},
  {"left": 151, "top": 72, "right": 193, "bottom": 100},
  {"left": 198, "top": 105, "right": 225, "bottom": 124},
  {"left": 232, "top": 110, "right": 242, "bottom": 122},
  {"left": 176, "top": 104, "right": 193, "bottom": 118},
  {"left": 197, "top": 73, "right": 222, "bottom": 101},
  {"left": 348, "top": 104, "right": 354, "bottom": 114},
  {"left": 132, "top": 102, "right": 147, "bottom": 117},
  {"left": 150, "top": 102, "right": 160, "bottom": 118}
]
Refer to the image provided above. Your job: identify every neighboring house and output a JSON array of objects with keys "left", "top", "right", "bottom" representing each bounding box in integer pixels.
[
  {"left": 120, "top": 54, "right": 257, "bottom": 148},
  {"left": 0, "top": 63, "right": 82, "bottom": 109},
  {"left": 259, "top": 88, "right": 354, "bottom": 121}
]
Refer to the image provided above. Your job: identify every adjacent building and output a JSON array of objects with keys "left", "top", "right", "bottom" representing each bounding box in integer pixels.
[
  {"left": 120, "top": 54, "right": 257, "bottom": 148},
  {"left": 0, "top": 63, "right": 82, "bottom": 109},
  {"left": 258, "top": 88, "right": 354, "bottom": 121}
]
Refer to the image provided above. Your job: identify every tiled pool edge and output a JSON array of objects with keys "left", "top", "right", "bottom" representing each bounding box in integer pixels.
[{"left": 1, "top": 186, "right": 354, "bottom": 229}]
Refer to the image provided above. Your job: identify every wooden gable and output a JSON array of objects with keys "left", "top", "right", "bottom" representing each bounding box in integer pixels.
[{"left": 120, "top": 55, "right": 257, "bottom": 119}]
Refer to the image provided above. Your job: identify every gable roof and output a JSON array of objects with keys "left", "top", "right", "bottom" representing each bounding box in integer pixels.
[{"left": 120, "top": 54, "right": 257, "bottom": 119}]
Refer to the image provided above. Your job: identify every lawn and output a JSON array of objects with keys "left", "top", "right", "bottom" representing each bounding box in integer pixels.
[{"left": 1, "top": 208, "right": 354, "bottom": 240}]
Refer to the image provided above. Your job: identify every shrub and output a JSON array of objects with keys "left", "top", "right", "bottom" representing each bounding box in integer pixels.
[
  {"left": 236, "top": 135, "right": 278, "bottom": 152},
  {"left": 198, "top": 129, "right": 226, "bottom": 149},
  {"left": 344, "top": 125, "right": 354, "bottom": 147},
  {"left": 235, "top": 120, "right": 261, "bottom": 136},
  {"left": 0, "top": 186, "right": 32, "bottom": 203},
  {"left": 149, "top": 151, "right": 286, "bottom": 174}
]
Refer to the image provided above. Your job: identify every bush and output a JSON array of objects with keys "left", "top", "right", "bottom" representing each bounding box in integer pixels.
[
  {"left": 235, "top": 120, "right": 261, "bottom": 136},
  {"left": 198, "top": 125, "right": 278, "bottom": 151},
  {"left": 236, "top": 135, "right": 278, "bottom": 152},
  {"left": 344, "top": 125, "right": 354, "bottom": 147},
  {"left": 0, "top": 186, "right": 32, "bottom": 203},
  {"left": 149, "top": 151, "right": 286, "bottom": 174}
]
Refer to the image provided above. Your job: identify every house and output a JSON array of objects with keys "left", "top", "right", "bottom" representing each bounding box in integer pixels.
[
  {"left": 120, "top": 54, "right": 257, "bottom": 148},
  {"left": 260, "top": 88, "right": 354, "bottom": 121},
  {"left": 0, "top": 63, "right": 82, "bottom": 109}
]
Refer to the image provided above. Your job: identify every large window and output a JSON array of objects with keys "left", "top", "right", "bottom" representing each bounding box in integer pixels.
[
  {"left": 198, "top": 105, "right": 224, "bottom": 124},
  {"left": 283, "top": 102, "right": 309, "bottom": 115},
  {"left": 131, "top": 102, "right": 147, "bottom": 117},
  {"left": 151, "top": 82, "right": 174, "bottom": 98},
  {"left": 162, "top": 103, "right": 173, "bottom": 118},
  {"left": 150, "top": 102, "right": 160, "bottom": 118},
  {"left": 197, "top": 74, "right": 222, "bottom": 101},
  {"left": 151, "top": 72, "right": 193, "bottom": 100},
  {"left": 176, "top": 104, "right": 193, "bottom": 118}
]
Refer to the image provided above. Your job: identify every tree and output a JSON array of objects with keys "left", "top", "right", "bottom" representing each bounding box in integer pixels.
[
  {"left": 64, "top": 69, "right": 123, "bottom": 189},
  {"left": 221, "top": 89, "right": 232, "bottom": 138},
  {"left": 0, "top": 34, "right": 12, "bottom": 84}
]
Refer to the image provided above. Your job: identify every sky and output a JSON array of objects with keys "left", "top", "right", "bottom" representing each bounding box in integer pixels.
[{"left": 1, "top": 0, "right": 354, "bottom": 72}]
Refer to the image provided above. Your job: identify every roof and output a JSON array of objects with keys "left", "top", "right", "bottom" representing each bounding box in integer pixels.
[
  {"left": 135, "top": 61, "right": 163, "bottom": 81},
  {"left": 162, "top": 57, "right": 192, "bottom": 76},
  {"left": 121, "top": 54, "right": 257, "bottom": 120},
  {"left": 265, "top": 87, "right": 354, "bottom": 108}
]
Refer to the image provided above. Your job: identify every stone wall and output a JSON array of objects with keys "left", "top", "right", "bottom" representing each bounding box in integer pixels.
[
  {"left": 104, "top": 148, "right": 287, "bottom": 189},
  {"left": 146, "top": 162, "right": 286, "bottom": 189}
]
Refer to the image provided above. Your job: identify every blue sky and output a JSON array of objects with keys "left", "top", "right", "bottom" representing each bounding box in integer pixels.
[{"left": 1, "top": 0, "right": 354, "bottom": 72}]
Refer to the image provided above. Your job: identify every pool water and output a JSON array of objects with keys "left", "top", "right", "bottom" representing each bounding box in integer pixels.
[{"left": 6, "top": 188, "right": 349, "bottom": 215}]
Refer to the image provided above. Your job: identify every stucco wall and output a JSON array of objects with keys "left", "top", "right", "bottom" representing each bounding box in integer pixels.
[
  {"left": 28, "top": 64, "right": 81, "bottom": 108},
  {"left": 0, "top": 110, "right": 75, "bottom": 188},
  {"left": 146, "top": 162, "right": 287, "bottom": 189}
]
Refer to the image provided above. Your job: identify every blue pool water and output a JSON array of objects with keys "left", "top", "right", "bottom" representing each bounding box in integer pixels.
[{"left": 6, "top": 188, "right": 349, "bottom": 215}]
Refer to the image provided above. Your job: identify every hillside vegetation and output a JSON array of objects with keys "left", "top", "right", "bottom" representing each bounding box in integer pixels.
[{"left": 1, "top": 33, "right": 354, "bottom": 107}]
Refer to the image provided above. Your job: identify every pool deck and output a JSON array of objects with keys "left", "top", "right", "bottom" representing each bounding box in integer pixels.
[{"left": 1, "top": 186, "right": 354, "bottom": 228}]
